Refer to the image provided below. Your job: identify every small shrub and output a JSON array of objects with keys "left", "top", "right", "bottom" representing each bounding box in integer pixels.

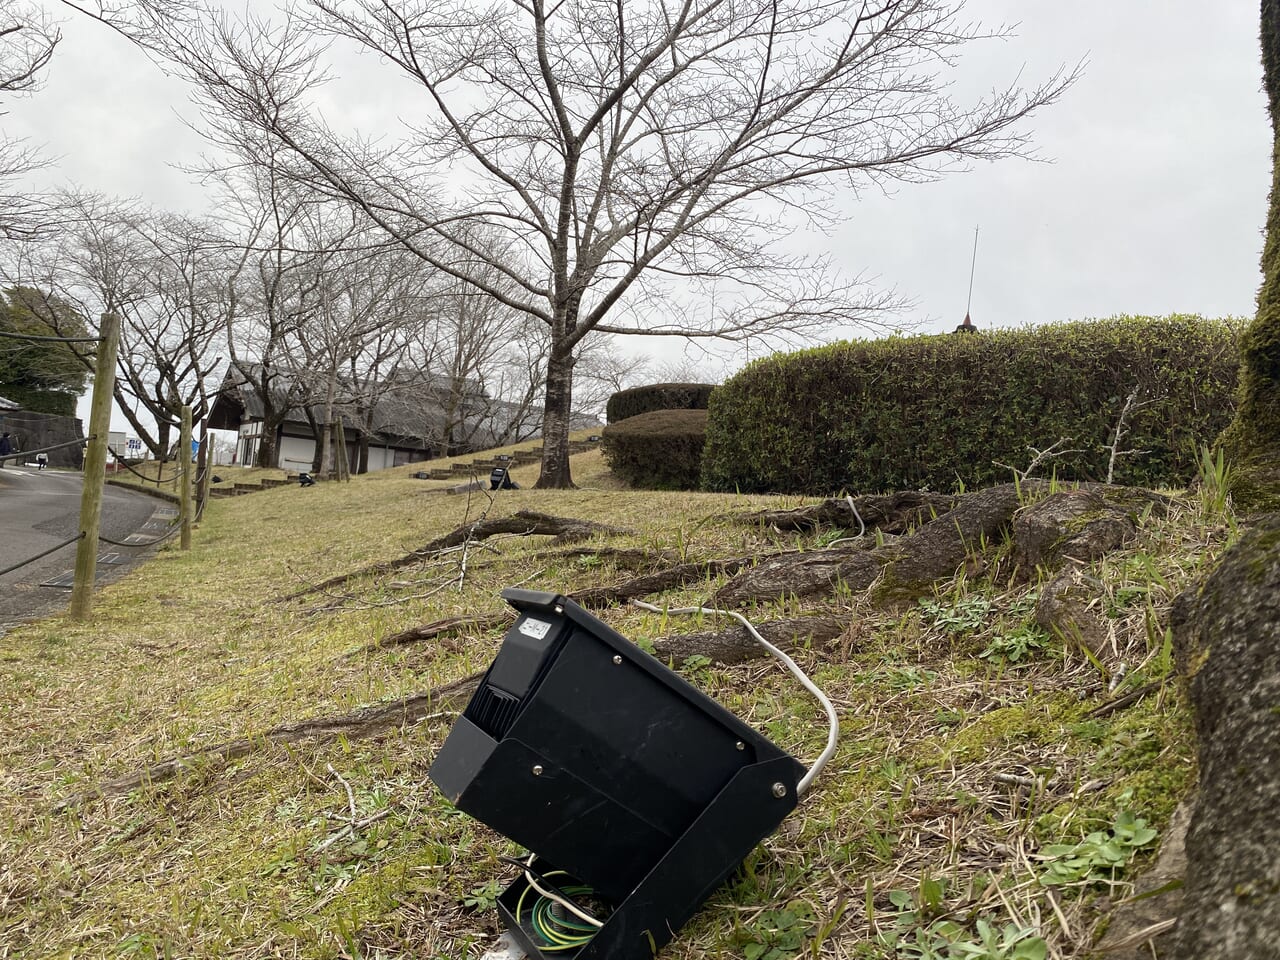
[
  {"left": 606, "top": 382, "right": 716, "bottom": 423},
  {"left": 601, "top": 408, "right": 708, "bottom": 489}
]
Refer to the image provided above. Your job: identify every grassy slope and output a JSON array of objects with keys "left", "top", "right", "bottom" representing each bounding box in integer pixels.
[{"left": 0, "top": 443, "right": 1232, "bottom": 959}]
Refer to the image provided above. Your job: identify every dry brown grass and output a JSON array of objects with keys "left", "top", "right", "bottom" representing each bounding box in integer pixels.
[{"left": 0, "top": 449, "right": 1229, "bottom": 960}]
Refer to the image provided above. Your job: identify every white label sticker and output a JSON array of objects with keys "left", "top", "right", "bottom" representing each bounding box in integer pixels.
[{"left": 518, "top": 616, "right": 552, "bottom": 640}]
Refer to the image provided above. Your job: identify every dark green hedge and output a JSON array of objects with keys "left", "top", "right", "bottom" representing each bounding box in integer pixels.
[
  {"left": 602, "top": 408, "right": 708, "bottom": 489},
  {"left": 606, "top": 382, "right": 716, "bottom": 423},
  {"left": 0, "top": 385, "right": 77, "bottom": 416},
  {"left": 703, "top": 316, "right": 1240, "bottom": 495}
]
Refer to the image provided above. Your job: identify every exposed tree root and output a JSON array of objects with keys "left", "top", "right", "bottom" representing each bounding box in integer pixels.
[
  {"left": 744, "top": 491, "right": 958, "bottom": 534},
  {"left": 359, "top": 613, "right": 513, "bottom": 655},
  {"left": 530, "top": 546, "right": 681, "bottom": 568},
  {"left": 715, "top": 484, "right": 1026, "bottom": 605},
  {"left": 356, "top": 557, "right": 772, "bottom": 656},
  {"left": 649, "top": 615, "right": 847, "bottom": 665},
  {"left": 569, "top": 556, "right": 759, "bottom": 608},
  {"left": 52, "top": 674, "right": 483, "bottom": 813},
  {"left": 278, "top": 511, "right": 631, "bottom": 602},
  {"left": 717, "top": 481, "right": 1172, "bottom": 606}
]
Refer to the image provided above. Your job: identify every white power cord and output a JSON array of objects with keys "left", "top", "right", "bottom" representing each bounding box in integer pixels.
[
  {"left": 631, "top": 600, "right": 840, "bottom": 796},
  {"left": 524, "top": 853, "right": 604, "bottom": 928}
]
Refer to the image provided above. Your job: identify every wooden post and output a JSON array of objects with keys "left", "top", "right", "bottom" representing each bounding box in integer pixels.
[
  {"left": 70, "top": 312, "right": 120, "bottom": 621},
  {"left": 180, "top": 405, "right": 192, "bottom": 550}
]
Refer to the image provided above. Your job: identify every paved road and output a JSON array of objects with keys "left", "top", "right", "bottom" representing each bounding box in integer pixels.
[{"left": 0, "top": 467, "right": 167, "bottom": 631}]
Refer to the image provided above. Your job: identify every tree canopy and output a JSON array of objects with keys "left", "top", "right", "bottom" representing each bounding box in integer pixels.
[{"left": 0, "top": 286, "right": 93, "bottom": 412}]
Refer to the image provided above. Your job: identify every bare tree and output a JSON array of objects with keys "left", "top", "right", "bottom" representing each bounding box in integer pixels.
[
  {"left": 121, "top": 210, "right": 237, "bottom": 456},
  {"left": 284, "top": 207, "right": 421, "bottom": 476},
  {"left": 0, "top": 4, "right": 59, "bottom": 240},
  {"left": 141, "top": 0, "right": 1074, "bottom": 486},
  {"left": 573, "top": 334, "right": 652, "bottom": 421},
  {"left": 214, "top": 154, "right": 331, "bottom": 469},
  {"left": 11, "top": 193, "right": 228, "bottom": 460}
]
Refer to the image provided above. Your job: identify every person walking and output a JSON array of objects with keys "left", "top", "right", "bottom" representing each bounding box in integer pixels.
[{"left": 0, "top": 432, "right": 11, "bottom": 469}]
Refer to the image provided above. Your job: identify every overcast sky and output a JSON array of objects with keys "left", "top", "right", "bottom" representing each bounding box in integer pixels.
[{"left": 3, "top": 1, "right": 1271, "bottom": 430}]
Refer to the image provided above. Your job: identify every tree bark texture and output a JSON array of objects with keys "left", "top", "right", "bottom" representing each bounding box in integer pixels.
[
  {"left": 1169, "top": 514, "right": 1280, "bottom": 958},
  {"left": 536, "top": 346, "right": 575, "bottom": 489},
  {"left": 1218, "top": 0, "right": 1280, "bottom": 512}
]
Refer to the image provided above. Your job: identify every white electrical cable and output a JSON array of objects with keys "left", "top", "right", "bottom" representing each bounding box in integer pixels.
[
  {"left": 524, "top": 854, "right": 604, "bottom": 928},
  {"left": 631, "top": 600, "right": 840, "bottom": 796}
]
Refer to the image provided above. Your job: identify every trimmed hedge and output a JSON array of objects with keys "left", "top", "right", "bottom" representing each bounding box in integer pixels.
[
  {"left": 702, "top": 316, "right": 1240, "bottom": 495},
  {"left": 605, "top": 382, "right": 716, "bottom": 424},
  {"left": 601, "top": 408, "right": 708, "bottom": 489}
]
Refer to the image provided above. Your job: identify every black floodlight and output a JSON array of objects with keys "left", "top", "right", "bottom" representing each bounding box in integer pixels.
[{"left": 429, "top": 589, "right": 809, "bottom": 960}]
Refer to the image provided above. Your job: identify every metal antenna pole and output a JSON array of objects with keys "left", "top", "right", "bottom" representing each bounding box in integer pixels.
[{"left": 965, "top": 225, "right": 980, "bottom": 316}]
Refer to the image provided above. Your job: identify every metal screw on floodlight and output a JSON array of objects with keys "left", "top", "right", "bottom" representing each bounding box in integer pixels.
[
  {"left": 532, "top": 765, "right": 543, "bottom": 776},
  {"left": 735, "top": 741, "right": 745, "bottom": 751},
  {"left": 771, "top": 783, "right": 787, "bottom": 798},
  {"left": 612, "top": 655, "right": 623, "bottom": 665}
]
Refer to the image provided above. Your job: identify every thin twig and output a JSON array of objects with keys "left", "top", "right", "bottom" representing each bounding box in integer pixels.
[
  {"left": 994, "top": 438, "right": 1087, "bottom": 481},
  {"left": 326, "top": 763, "right": 358, "bottom": 823},
  {"left": 313, "top": 807, "right": 396, "bottom": 854}
]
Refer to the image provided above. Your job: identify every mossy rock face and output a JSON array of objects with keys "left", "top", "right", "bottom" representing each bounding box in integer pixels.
[{"left": 1169, "top": 514, "right": 1280, "bottom": 959}]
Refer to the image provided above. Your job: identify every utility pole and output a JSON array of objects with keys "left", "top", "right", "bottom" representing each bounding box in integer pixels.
[{"left": 70, "top": 313, "right": 120, "bottom": 621}]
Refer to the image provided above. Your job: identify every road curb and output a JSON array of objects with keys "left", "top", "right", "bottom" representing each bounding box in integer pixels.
[{"left": 105, "top": 477, "right": 181, "bottom": 503}]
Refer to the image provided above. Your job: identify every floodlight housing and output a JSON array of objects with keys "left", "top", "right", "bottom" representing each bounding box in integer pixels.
[{"left": 429, "top": 588, "right": 804, "bottom": 960}]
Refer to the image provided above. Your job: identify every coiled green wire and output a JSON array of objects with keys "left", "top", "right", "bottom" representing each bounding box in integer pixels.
[{"left": 515, "top": 874, "right": 598, "bottom": 952}]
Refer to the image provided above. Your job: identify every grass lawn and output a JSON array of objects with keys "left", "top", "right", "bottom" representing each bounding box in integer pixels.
[{"left": 0, "top": 443, "right": 1232, "bottom": 959}]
